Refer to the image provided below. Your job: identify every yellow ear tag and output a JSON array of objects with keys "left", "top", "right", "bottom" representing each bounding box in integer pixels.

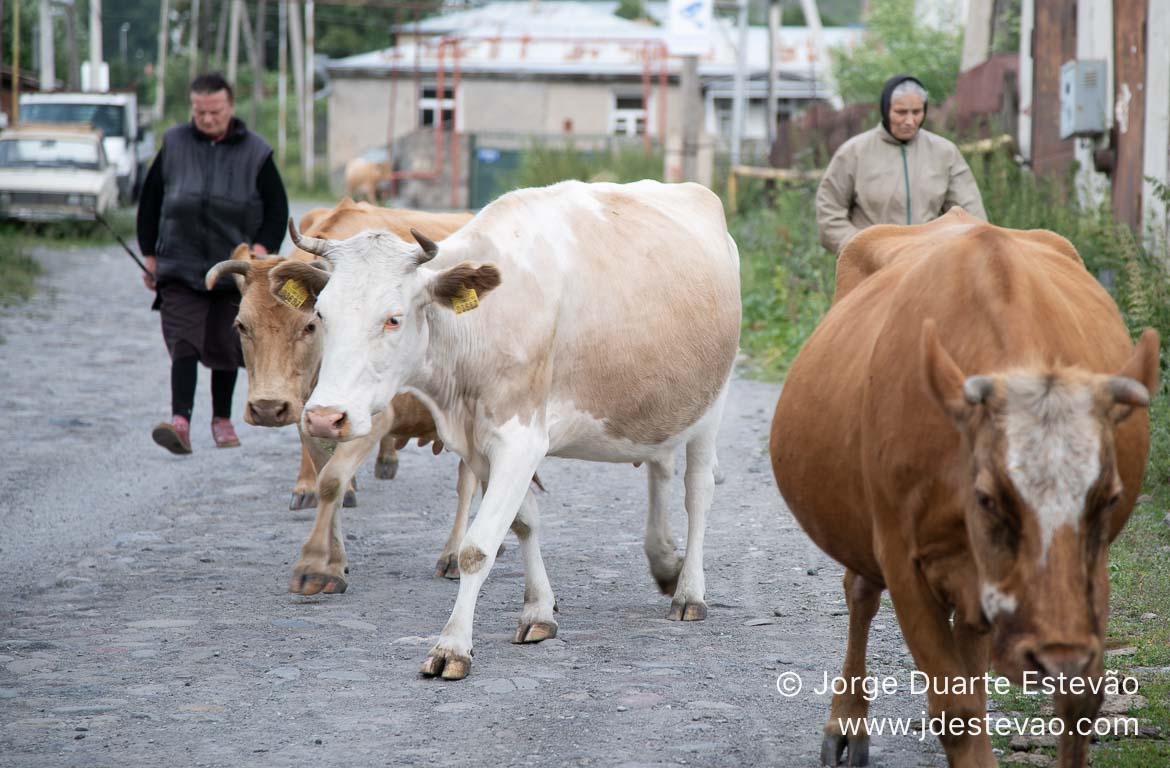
[
  {"left": 279, "top": 279, "right": 309, "bottom": 308},
  {"left": 452, "top": 286, "right": 479, "bottom": 314}
]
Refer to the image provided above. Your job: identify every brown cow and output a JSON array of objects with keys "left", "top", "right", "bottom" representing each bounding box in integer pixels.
[
  {"left": 206, "top": 200, "right": 474, "bottom": 593},
  {"left": 770, "top": 208, "right": 1159, "bottom": 768},
  {"left": 344, "top": 158, "right": 390, "bottom": 202}
]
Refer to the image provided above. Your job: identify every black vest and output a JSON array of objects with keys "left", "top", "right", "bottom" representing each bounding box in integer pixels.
[{"left": 155, "top": 119, "right": 271, "bottom": 291}]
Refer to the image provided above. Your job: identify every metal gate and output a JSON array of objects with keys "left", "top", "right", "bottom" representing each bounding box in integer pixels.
[{"left": 468, "top": 138, "right": 522, "bottom": 209}]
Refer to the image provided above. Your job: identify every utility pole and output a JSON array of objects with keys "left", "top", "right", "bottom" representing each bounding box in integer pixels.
[
  {"left": 798, "top": 0, "right": 840, "bottom": 108},
  {"left": 156, "top": 0, "right": 170, "bottom": 121},
  {"left": 289, "top": 1, "right": 305, "bottom": 177},
  {"left": 278, "top": 0, "right": 288, "bottom": 166},
  {"left": 303, "top": 0, "right": 315, "bottom": 186},
  {"left": 13, "top": 0, "right": 20, "bottom": 121},
  {"left": 252, "top": 0, "right": 267, "bottom": 128},
  {"left": 40, "top": 0, "right": 55, "bottom": 92},
  {"left": 88, "top": 0, "right": 102, "bottom": 91},
  {"left": 766, "top": 0, "right": 780, "bottom": 146},
  {"left": 188, "top": 0, "right": 201, "bottom": 82},
  {"left": 681, "top": 55, "right": 700, "bottom": 181},
  {"left": 215, "top": 0, "right": 230, "bottom": 63},
  {"left": 729, "top": 0, "right": 749, "bottom": 166},
  {"left": 60, "top": 0, "right": 79, "bottom": 90},
  {"left": 227, "top": 0, "right": 241, "bottom": 85},
  {"left": 119, "top": 22, "right": 129, "bottom": 66}
]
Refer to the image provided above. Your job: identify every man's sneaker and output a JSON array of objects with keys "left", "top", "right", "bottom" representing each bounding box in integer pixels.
[
  {"left": 211, "top": 418, "right": 241, "bottom": 448},
  {"left": 152, "top": 415, "right": 192, "bottom": 455}
]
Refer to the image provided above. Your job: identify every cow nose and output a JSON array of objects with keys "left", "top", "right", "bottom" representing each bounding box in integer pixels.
[
  {"left": 1027, "top": 643, "right": 1096, "bottom": 680},
  {"left": 305, "top": 407, "right": 347, "bottom": 439},
  {"left": 248, "top": 399, "right": 292, "bottom": 426}
]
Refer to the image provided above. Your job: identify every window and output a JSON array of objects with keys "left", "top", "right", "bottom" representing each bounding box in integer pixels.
[
  {"left": 610, "top": 93, "right": 647, "bottom": 136},
  {"left": 419, "top": 85, "right": 455, "bottom": 129},
  {"left": 21, "top": 103, "right": 127, "bottom": 139}
]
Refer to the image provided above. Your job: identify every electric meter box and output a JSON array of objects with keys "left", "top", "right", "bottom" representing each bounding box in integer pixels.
[{"left": 1060, "top": 59, "right": 1107, "bottom": 139}]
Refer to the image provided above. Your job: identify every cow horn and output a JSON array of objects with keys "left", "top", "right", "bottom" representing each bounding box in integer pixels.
[
  {"left": 962, "top": 376, "right": 994, "bottom": 405},
  {"left": 205, "top": 259, "right": 251, "bottom": 291},
  {"left": 1107, "top": 376, "right": 1150, "bottom": 407},
  {"left": 411, "top": 228, "right": 438, "bottom": 264},
  {"left": 288, "top": 217, "right": 330, "bottom": 258}
]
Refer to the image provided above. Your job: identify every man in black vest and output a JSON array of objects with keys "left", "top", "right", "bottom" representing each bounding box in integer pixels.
[{"left": 138, "top": 73, "right": 289, "bottom": 454}]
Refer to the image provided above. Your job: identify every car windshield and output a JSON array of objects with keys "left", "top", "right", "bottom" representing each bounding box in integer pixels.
[
  {"left": 21, "top": 103, "right": 126, "bottom": 139},
  {"left": 0, "top": 138, "right": 101, "bottom": 170}
]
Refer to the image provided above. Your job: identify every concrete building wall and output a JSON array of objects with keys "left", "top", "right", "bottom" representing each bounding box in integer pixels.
[
  {"left": 330, "top": 74, "right": 687, "bottom": 175},
  {"left": 327, "top": 77, "right": 418, "bottom": 175}
]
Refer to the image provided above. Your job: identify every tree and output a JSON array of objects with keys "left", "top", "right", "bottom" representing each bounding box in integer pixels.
[{"left": 829, "top": 0, "right": 961, "bottom": 106}]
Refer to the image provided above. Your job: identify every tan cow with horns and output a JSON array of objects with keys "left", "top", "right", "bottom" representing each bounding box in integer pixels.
[
  {"left": 205, "top": 198, "right": 474, "bottom": 593},
  {"left": 770, "top": 208, "right": 1159, "bottom": 768}
]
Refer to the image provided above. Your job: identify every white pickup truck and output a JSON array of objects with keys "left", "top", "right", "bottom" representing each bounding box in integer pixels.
[{"left": 19, "top": 91, "right": 154, "bottom": 204}]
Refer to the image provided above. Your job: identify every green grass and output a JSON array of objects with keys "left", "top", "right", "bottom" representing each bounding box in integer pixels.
[{"left": 0, "top": 246, "right": 42, "bottom": 308}]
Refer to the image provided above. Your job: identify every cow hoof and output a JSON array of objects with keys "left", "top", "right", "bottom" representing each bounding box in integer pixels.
[
  {"left": 820, "top": 734, "right": 869, "bottom": 766},
  {"left": 342, "top": 490, "right": 357, "bottom": 508},
  {"left": 374, "top": 457, "right": 399, "bottom": 480},
  {"left": 667, "top": 599, "right": 708, "bottom": 621},
  {"left": 434, "top": 554, "right": 460, "bottom": 580},
  {"left": 420, "top": 650, "right": 471, "bottom": 680},
  {"left": 511, "top": 621, "right": 558, "bottom": 644},
  {"left": 289, "top": 569, "right": 348, "bottom": 596},
  {"left": 289, "top": 491, "right": 318, "bottom": 511}
]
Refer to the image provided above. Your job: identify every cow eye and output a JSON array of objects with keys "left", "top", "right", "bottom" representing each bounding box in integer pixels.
[
  {"left": 384, "top": 315, "right": 403, "bottom": 331},
  {"left": 975, "top": 490, "right": 997, "bottom": 515},
  {"left": 303, "top": 322, "right": 316, "bottom": 335},
  {"left": 234, "top": 321, "right": 250, "bottom": 337}
]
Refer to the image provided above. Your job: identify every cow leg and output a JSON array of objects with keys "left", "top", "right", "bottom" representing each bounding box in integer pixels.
[
  {"left": 375, "top": 433, "right": 399, "bottom": 480},
  {"left": 821, "top": 570, "right": 882, "bottom": 767},
  {"left": 510, "top": 489, "right": 558, "bottom": 644},
  {"left": 667, "top": 389, "right": 726, "bottom": 621},
  {"left": 289, "top": 411, "right": 393, "bottom": 596},
  {"left": 421, "top": 440, "right": 546, "bottom": 681},
  {"left": 434, "top": 459, "right": 477, "bottom": 579},
  {"left": 644, "top": 451, "right": 683, "bottom": 595},
  {"left": 290, "top": 433, "right": 319, "bottom": 510},
  {"left": 884, "top": 571, "right": 998, "bottom": 768}
]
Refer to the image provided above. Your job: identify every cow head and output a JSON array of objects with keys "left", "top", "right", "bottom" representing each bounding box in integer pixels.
[
  {"left": 205, "top": 245, "right": 332, "bottom": 427},
  {"left": 922, "top": 319, "right": 1159, "bottom": 685},
  {"left": 278, "top": 219, "right": 500, "bottom": 441}
]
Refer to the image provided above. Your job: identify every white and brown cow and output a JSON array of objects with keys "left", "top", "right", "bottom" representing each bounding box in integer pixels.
[
  {"left": 205, "top": 199, "right": 475, "bottom": 593},
  {"left": 273, "top": 180, "right": 741, "bottom": 679},
  {"left": 770, "top": 208, "right": 1159, "bottom": 768}
]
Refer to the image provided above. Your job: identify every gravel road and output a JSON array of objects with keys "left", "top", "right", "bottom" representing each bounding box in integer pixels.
[{"left": 0, "top": 208, "right": 947, "bottom": 767}]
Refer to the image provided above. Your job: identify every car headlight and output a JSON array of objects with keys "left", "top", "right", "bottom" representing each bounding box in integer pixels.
[
  {"left": 81, "top": 194, "right": 97, "bottom": 208},
  {"left": 66, "top": 193, "right": 82, "bottom": 206},
  {"left": 0, "top": 192, "right": 10, "bottom": 206}
]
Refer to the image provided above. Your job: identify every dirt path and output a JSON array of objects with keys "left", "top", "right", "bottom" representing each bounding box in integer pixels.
[{"left": 0, "top": 213, "right": 946, "bottom": 767}]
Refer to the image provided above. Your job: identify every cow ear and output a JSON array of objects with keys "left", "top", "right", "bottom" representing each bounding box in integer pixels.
[
  {"left": 1106, "top": 328, "right": 1160, "bottom": 424},
  {"left": 269, "top": 260, "right": 330, "bottom": 312},
  {"left": 921, "top": 319, "right": 972, "bottom": 424},
  {"left": 428, "top": 262, "right": 502, "bottom": 313}
]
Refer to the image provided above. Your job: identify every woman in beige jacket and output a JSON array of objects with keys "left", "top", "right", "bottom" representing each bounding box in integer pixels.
[{"left": 815, "top": 74, "right": 986, "bottom": 254}]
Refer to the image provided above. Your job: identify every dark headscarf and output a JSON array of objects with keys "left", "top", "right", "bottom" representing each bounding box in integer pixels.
[{"left": 880, "top": 74, "right": 928, "bottom": 140}]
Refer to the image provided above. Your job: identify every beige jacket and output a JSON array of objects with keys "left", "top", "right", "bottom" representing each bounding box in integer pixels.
[{"left": 815, "top": 125, "right": 987, "bottom": 254}]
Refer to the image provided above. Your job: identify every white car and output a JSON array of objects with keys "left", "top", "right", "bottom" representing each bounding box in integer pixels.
[{"left": 0, "top": 123, "right": 119, "bottom": 222}]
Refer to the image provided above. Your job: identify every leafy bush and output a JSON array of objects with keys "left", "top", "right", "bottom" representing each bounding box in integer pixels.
[
  {"left": 512, "top": 142, "right": 663, "bottom": 189},
  {"left": 733, "top": 183, "right": 834, "bottom": 378},
  {"left": 829, "top": 0, "right": 962, "bottom": 105}
]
